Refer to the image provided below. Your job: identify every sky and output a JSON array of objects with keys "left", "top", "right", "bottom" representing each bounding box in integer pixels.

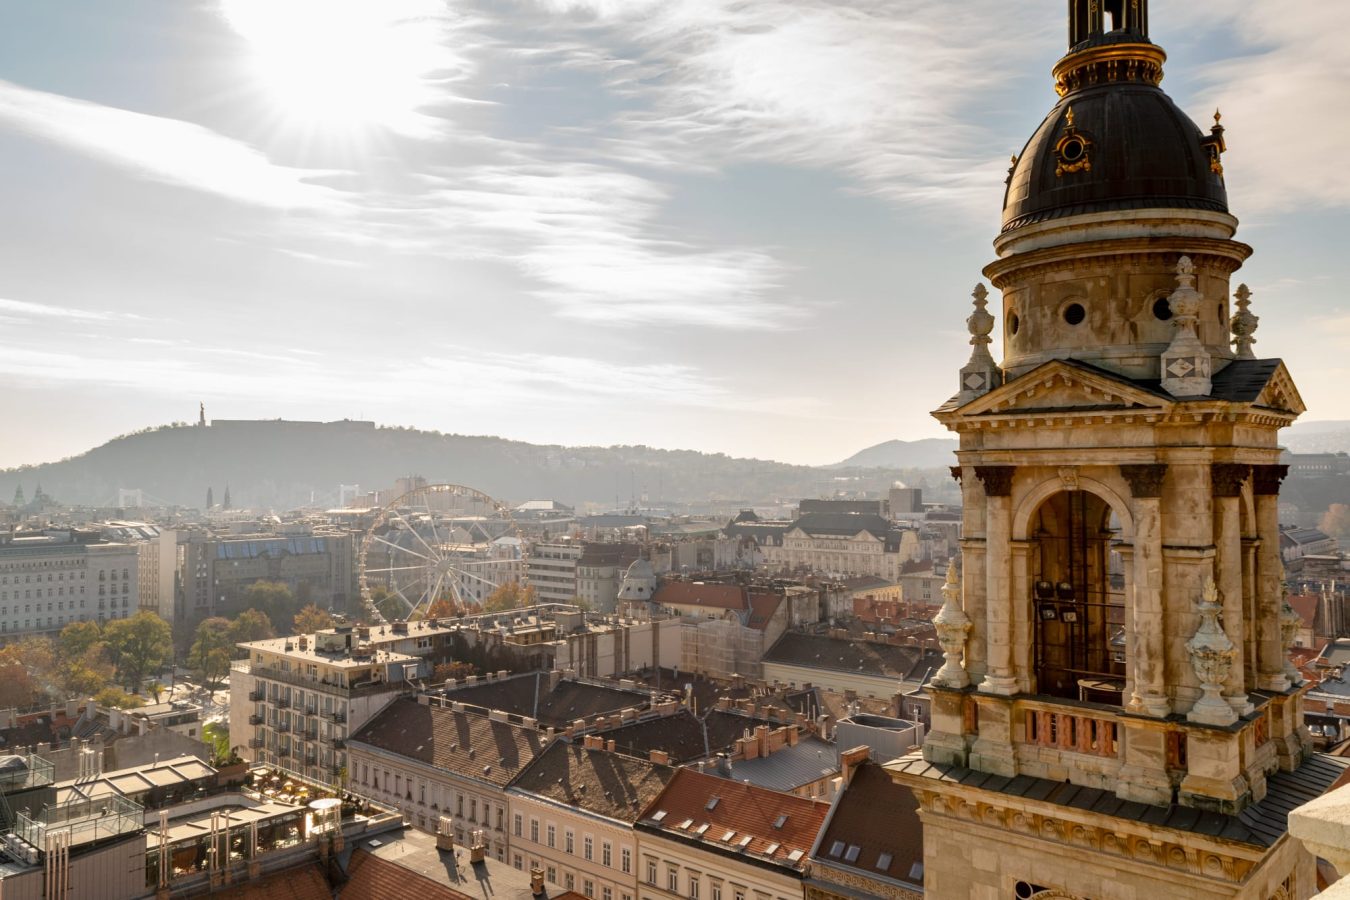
[{"left": 0, "top": 0, "right": 1347, "bottom": 470}]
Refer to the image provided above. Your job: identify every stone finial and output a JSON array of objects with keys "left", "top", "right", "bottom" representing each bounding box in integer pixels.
[
  {"left": 1160, "top": 256, "right": 1213, "bottom": 398},
  {"left": 1186, "top": 578, "right": 1238, "bottom": 726},
  {"left": 958, "top": 284, "right": 1003, "bottom": 403},
  {"left": 931, "top": 559, "right": 972, "bottom": 689},
  {"left": 1281, "top": 587, "right": 1305, "bottom": 687},
  {"left": 1231, "top": 284, "right": 1258, "bottom": 359}
]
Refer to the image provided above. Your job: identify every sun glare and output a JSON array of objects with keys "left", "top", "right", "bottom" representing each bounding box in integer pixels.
[{"left": 220, "top": 0, "right": 451, "bottom": 138}]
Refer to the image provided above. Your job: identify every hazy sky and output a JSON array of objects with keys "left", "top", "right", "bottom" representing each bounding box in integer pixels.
[{"left": 0, "top": 0, "right": 1346, "bottom": 470}]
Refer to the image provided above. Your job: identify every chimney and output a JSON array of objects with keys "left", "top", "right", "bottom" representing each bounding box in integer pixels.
[
  {"left": 606, "top": 739, "right": 616, "bottom": 753},
  {"left": 548, "top": 669, "right": 563, "bottom": 692},
  {"left": 840, "top": 745, "right": 870, "bottom": 785},
  {"left": 436, "top": 816, "right": 455, "bottom": 852},
  {"left": 755, "top": 724, "right": 770, "bottom": 757},
  {"left": 786, "top": 726, "right": 799, "bottom": 747},
  {"left": 530, "top": 866, "right": 546, "bottom": 896},
  {"left": 470, "top": 829, "right": 487, "bottom": 863},
  {"left": 649, "top": 749, "right": 670, "bottom": 765}
]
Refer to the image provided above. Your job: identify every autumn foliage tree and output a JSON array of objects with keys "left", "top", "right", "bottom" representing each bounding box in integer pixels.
[
  {"left": 103, "top": 612, "right": 173, "bottom": 692},
  {"left": 482, "top": 581, "right": 536, "bottom": 613},
  {"left": 189, "top": 618, "right": 234, "bottom": 694},
  {"left": 293, "top": 604, "right": 333, "bottom": 635}
]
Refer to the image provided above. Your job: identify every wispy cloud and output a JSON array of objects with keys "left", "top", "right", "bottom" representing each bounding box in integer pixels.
[
  {"left": 0, "top": 297, "right": 118, "bottom": 323},
  {"left": 0, "top": 80, "right": 342, "bottom": 209}
]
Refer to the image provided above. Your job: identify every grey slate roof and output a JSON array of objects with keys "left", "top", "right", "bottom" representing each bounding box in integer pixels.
[
  {"left": 763, "top": 632, "right": 943, "bottom": 683},
  {"left": 886, "top": 751, "right": 1350, "bottom": 849},
  {"left": 709, "top": 736, "right": 838, "bottom": 793}
]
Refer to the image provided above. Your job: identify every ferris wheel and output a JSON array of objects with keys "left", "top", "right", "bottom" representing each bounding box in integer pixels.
[{"left": 357, "top": 483, "right": 522, "bottom": 622}]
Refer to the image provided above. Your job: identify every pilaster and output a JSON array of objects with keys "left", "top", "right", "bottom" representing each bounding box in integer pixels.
[
  {"left": 976, "top": 466, "right": 1017, "bottom": 696},
  {"left": 1121, "top": 464, "right": 1169, "bottom": 717},
  {"left": 1253, "top": 465, "right": 1290, "bottom": 691},
  {"left": 1212, "top": 463, "right": 1251, "bottom": 713}
]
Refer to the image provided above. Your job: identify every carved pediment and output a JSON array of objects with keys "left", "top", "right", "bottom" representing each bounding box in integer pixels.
[
  {"left": 1253, "top": 362, "right": 1306, "bottom": 416},
  {"left": 950, "top": 361, "right": 1168, "bottom": 419}
]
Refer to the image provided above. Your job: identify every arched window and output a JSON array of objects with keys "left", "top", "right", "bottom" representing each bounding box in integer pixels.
[{"left": 1030, "top": 490, "right": 1126, "bottom": 703}]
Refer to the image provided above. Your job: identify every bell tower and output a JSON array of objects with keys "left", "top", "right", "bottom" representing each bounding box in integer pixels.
[{"left": 888, "top": 4, "right": 1341, "bottom": 899}]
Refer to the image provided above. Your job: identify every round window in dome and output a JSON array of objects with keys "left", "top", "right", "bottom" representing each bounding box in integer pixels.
[
  {"left": 1009, "top": 313, "right": 1020, "bottom": 336},
  {"left": 1060, "top": 138, "right": 1085, "bottom": 162},
  {"left": 1063, "top": 303, "right": 1086, "bottom": 326},
  {"left": 1153, "top": 297, "right": 1173, "bottom": 321}
]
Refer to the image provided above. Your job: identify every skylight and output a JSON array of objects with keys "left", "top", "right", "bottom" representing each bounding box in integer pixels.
[
  {"left": 772, "top": 814, "right": 788, "bottom": 829},
  {"left": 677, "top": 819, "right": 693, "bottom": 830},
  {"left": 651, "top": 810, "right": 667, "bottom": 822},
  {"left": 829, "top": 840, "right": 845, "bottom": 858},
  {"left": 844, "top": 845, "right": 861, "bottom": 863},
  {"left": 765, "top": 843, "right": 780, "bottom": 856},
  {"left": 721, "top": 830, "right": 737, "bottom": 842},
  {"left": 694, "top": 823, "right": 710, "bottom": 836},
  {"left": 877, "top": 852, "right": 893, "bottom": 870},
  {"left": 737, "top": 835, "right": 753, "bottom": 849},
  {"left": 787, "top": 849, "right": 804, "bottom": 862},
  {"left": 705, "top": 796, "right": 720, "bottom": 811}
]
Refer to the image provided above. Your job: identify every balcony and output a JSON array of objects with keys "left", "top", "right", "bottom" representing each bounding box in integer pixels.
[
  {"left": 332, "top": 739, "right": 346, "bottom": 751},
  {"left": 305, "top": 753, "right": 318, "bottom": 766},
  {"left": 247, "top": 738, "right": 264, "bottom": 749},
  {"left": 304, "top": 727, "right": 319, "bottom": 741},
  {"left": 329, "top": 710, "right": 347, "bottom": 724},
  {"left": 248, "top": 714, "right": 264, "bottom": 726},
  {"left": 275, "top": 722, "right": 290, "bottom": 734},
  {"left": 274, "top": 697, "right": 291, "bottom": 709},
  {"left": 248, "top": 688, "right": 266, "bottom": 702},
  {"left": 275, "top": 747, "right": 291, "bottom": 759}
]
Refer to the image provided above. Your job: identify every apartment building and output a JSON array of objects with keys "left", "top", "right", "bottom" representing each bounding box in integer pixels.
[
  {"left": 228, "top": 624, "right": 415, "bottom": 783},
  {"left": 525, "top": 541, "right": 583, "bottom": 603},
  {"left": 0, "top": 531, "right": 138, "bottom": 640},
  {"left": 634, "top": 769, "right": 828, "bottom": 900},
  {"left": 506, "top": 738, "right": 674, "bottom": 900},
  {"left": 347, "top": 695, "right": 546, "bottom": 861},
  {"left": 99, "top": 521, "right": 177, "bottom": 623}
]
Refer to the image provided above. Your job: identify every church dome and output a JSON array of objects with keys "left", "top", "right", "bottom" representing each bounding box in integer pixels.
[{"left": 1001, "top": 11, "right": 1228, "bottom": 233}]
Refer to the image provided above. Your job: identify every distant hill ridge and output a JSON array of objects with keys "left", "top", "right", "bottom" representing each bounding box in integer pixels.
[{"left": 0, "top": 420, "right": 947, "bottom": 510}]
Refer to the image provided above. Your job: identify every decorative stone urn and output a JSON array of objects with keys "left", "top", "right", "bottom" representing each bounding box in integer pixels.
[
  {"left": 932, "top": 558, "right": 972, "bottom": 689},
  {"left": 1186, "top": 578, "right": 1239, "bottom": 726}
]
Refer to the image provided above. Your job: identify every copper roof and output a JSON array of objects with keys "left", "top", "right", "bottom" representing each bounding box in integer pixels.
[{"left": 636, "top": 769, "right": 828, "bottom": 874}]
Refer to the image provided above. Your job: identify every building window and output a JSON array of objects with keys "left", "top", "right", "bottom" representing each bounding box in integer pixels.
[
  {"left": 711, "top": 882, "right": 722, "bottom": 900},
  {"left": 583, "top": 835, "right": 593, "bottom": 861},
  {"left": 602, "top": 841, "right": 612, "bottom": 867},
  {"left": 689, "top": 876, "right": 700, "bottom": 900},
  {"left": 547, "top": 824, "right": 556, "bottom": 849},
  {"left": 513, "top": 855, "right": 522, "bottom": 870},
  {"left": 547, "top": 866, "right": 557, "bottom": 884},
  {"left": 513, "top": 814, "right": 522, "bottom": 837},
  {"left": 583, "top": 881, "right": 594, "bottom": 898},
  {"left": 668, "top": 868, "right": 679, "bottom": 892},
  {"left": 646, "top": 860, "right": 656, "bottom": 885},
  {"left": 603, "top": 889, "right": 612, "bottom": 900},
  {"left": 621, "top": 847, "right": 632, "bottom": 874},
  {"left": 564, "top": 829, "right": 573, "bottom": 854},
  {"left": 530, "top": 819, "right": 539, "bottom": 843},
  {"left": 565, "top": 874, "right": 574, "bottom": 891}
]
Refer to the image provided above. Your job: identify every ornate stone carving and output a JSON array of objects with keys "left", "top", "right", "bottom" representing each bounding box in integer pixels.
[
  {"left": 949, "top": 465, "right": 964, "bottom": 484},
  {"left": 958, "top": 284, "right": 1004, "bottom": 403},
  {"left": 932, "top": 559, "right": 972, "bottom": 689},
  {"left": 1211, "top": 463, "right": 1252, "bottom": 498},
  {"left": 1187, "top": 578, "right": 1239, "bottom": 726},
  {"left": 1120, "top": 463, "right": 1167, "bottom": 499},
  {"left": 1280, "top": 588, "right": 1305, "bottom": 687},
  {"left": 974, "top": 465, "right": 1015, "bottom": 497},
  {"left": 1058, "top": 467, "right": 1080, "bottom": 491},
  {"left": 1230, "top": 284, "right": 1258, "bottom": 360},
  {"left": 1252, "top": 464, "right": 1289, "bottom": 496},
  {"left": 1160, "top": 256, "right": 1213, "bottom": 398}
]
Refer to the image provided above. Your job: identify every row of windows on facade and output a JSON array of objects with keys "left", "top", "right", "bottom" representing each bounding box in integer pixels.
[
  {"left": 515, "top": 860, "right": 625, "bottom": 900},
  {"left": 0, "top": 596, "right": 130, "bottom": 614},
  {"left": 0, "top": 569, "right": 130, "bottom": 584},
  {"left": 0, "top": 609, "right": 130, "bottom": 632},
  {"left": 1, "top": 582, "right": 131, "bottom": 599},
  {"left": 515, "top": 814, "right": 622, "bottom": 869},
  {"left": 0, "top": 562, "right": 131, "bottom": 574},
  {"left": 641, "top": 858, "right": 777, "bottom": 900}
]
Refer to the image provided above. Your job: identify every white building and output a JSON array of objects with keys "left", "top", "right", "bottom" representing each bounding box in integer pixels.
[
  {"left": 0, "top": 531, "right": 139, "bottom": 640},
  {"left": 525, "top": 541, "right": 583, "bottom": 603}
]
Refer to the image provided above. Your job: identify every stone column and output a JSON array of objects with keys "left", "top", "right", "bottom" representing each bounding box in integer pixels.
[
  {"left": 954, "top": 465, "right": 988, "bottom": 682},
  {"left": 976, "top": 466, "right": 1016, "bottom": 696},
  {"left": 1121, "top": 464, "right": 1169, "bottom": 717},
  {"left": 1212, "top": 463, "right": 1251, "bottom": 713},
  {"left": 1253, "top": 465, "right": 1290, "bottom": 691},
  {"left": 1009, "top": 540, "right": 1034, "bottom": 694}
]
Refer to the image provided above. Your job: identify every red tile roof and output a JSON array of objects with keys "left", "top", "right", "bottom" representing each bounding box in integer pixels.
[
  {"left": 1289, "top": 594, "right": 1320, "bottom": 630},
  {"left": 654, "top": 581, "right": 746, "bottom": 612},
  {"left": 636, "top": 768, "right": 829, "bottom": 874},
  {"left": 746, "top": 592, "right": 784, "bottom": 631}
]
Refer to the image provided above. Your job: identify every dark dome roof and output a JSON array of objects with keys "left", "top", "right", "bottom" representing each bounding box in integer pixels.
[{"left": 1002, "top": 79, "right": 1228, "bottom": 232}]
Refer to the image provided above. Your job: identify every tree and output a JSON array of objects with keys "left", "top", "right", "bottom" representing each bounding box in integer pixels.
[
  {"left": 0, "top": 659, "right": 40, "bottom": 709},
  {"left": 58, "top": 620, "right": 104, "bottom": 661},
  {"left": 483, "top": 581, "right": 536, "bottom": 613},
  {"left": 60, "top": 647, "right": 115, "bottom": 698},
  {"left": 240, "top": 581, "right": 299, "bottom": 626},
  {"left": 424, "top": 597, "right": 458, "bottom": 619},
  {"left": 189, "top": 618, "right": 234, "bottom": 694},
  {"left": 1320, "top": 503, "right": 1350, "bottom": 546},
  {"left": 375, "top": 592, "right": 405, "bottom": 622},
  {"left": 432, "top": 660, "right": 476, "bottom": 684},
  {"left": 227, "top": 608, "right": 275, "bottom": 649},
  {"left": 293, "top": 603, "right": 333, "bottom": 635},
  {"left": 95, "top": 686, "right": 146, "bottom": 710},
  {"left": 103, "top": 611, "right": 173, "bottom": 692}
]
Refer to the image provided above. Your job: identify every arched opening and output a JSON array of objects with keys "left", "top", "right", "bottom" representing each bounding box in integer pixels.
[{"left": 1030, "top": 490, "right": 1127, "bottom": 703}]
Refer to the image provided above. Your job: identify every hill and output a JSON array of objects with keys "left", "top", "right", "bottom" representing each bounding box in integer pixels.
[
  {"left": 0, "top": 420, "right": 954, "bottom": 511},
  {"left": 1283, "top": 420, "right": 1350, "bottom": 454},
  {"left": 831, "top": 438, "right": 959, "bottom": 470}
]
